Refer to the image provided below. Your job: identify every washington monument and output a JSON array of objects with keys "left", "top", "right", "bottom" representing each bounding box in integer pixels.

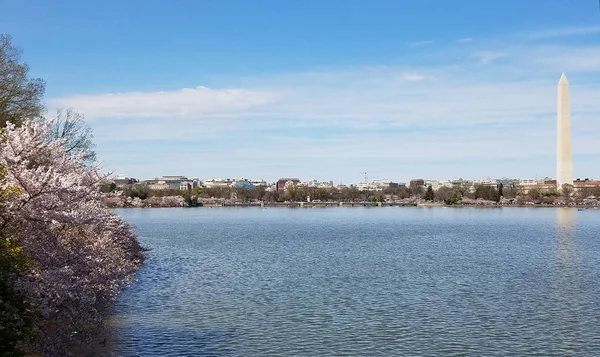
[{"left": 557, "top": 72, "right": 573, "bottom": 189}]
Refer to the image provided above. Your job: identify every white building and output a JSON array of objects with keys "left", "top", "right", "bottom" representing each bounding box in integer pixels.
[
  {"left": 472, "top": 179, "right": 498, "bottom": 187},
  {"left": 299, "top": 179, "right": 335, "bottom": 188},
  {"left": 203, "top": 178, "right": 235, "bottom": 188},
  {"left": 425, "top": 180, "right": 453, "bottom": 191},
  {"left": 144, "top": 176, "right": 199, "bottom": 190},
  {"left": 518, "top": 178, "right": 543, "bottom": 186},
  {"left": 251, "top": 179, "right": 268, "bottom": 187}
]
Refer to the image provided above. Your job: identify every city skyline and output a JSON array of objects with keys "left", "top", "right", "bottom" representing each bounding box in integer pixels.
[
  {"left": 2, "top": 1, "right": 600, "bottom": 182},
  {"left": 120, "top": 174, "right": 594, "bottom": 188}
]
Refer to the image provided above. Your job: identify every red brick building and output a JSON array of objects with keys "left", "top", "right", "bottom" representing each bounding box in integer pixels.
[
  {"left": 276, "top": 178, "right": 300, "bottom": 192},
  {"left": 409, "top": 179, "right": 425, "bottom": 187},
  {"left": 518, "top": 180, "right": 600, "bottom": 194}
]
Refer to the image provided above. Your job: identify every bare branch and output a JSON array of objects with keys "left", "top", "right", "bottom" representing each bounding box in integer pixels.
[{"left": 0, "top": 34, "right": 46, "bottom": 127}]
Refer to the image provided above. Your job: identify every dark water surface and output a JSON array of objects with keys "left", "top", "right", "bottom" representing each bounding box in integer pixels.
[{"left": 96, "top": 207, "right": 600, "bottom": 356}]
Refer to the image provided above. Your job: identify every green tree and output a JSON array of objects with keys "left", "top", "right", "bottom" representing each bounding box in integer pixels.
[
  {"left": 123, "top": 184, "right": 150, "bottom": 200},
  {"left": 528, "top": 188, "right": 542, "bottom": 200},
  {"left": 0, "top": 235, "right": 35, "bottom": 357},
  {"left": 0, "top": 35, "right": 46, "bottom": 127},
  {"left": 444, "top": 189, "right": 462, "bottom": 205},
  {"left": 473, "top": 184, "right": 500, "bottom": 202},
  {"left": 544, "top": 188, "right": 559, "bottom": 197},
  {"left": 561, "top": 183, "right": 574, "bottom": 199},
  {"left": 263, "top": 190, "right": 281, "bottom": 202},
  {"left": 181, "top": 190, "right": 202, "bottom": 207},
  {"left": 0, "top": 167, "right": 35, "bottom": 356},
  {"left": 101, "top": 182, "right": 117, "bottom": 193},
  {"left": 424, "top": 185, "right": 435, "bottom": 201}
]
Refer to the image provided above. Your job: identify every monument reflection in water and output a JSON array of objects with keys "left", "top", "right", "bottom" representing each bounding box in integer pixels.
[{"left": 554, "top": 208, "right": 582, "bottom": 353}]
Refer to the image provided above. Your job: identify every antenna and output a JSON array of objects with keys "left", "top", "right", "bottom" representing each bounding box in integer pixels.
[{"left": 359, "top": 171, "right": 368, "bottom": 183}]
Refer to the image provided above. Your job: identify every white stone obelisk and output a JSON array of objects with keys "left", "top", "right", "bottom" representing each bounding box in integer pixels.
[{"left": 557, "top": 73, "right": 573, "bottom": 189}]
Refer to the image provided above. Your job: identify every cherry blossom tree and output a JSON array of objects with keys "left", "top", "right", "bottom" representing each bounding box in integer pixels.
[{"left": 0, "top": 120, "right": 144, "bottom": 355}]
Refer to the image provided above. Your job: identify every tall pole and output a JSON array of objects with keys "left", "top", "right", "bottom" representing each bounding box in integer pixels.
[{"left": 557, "top": 73, "right": 574, "bottom": 190}]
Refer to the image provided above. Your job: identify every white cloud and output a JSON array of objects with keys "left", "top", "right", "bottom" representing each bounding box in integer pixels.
[
  {"left": 407, "top": 40, "right": 435, "bottom": 47},
  {"left": 50, "top": 86, "right": 278, "bottom": 119},
  {"left": 524, "top": 45, "right": 600, "bottom": 72},
  {"left": 85, "top": 71, "right": 600, "bottom": 142},
  {"left": 398, "top": 72, "right": 437, "bottom": 81},
  {"left": 456, "top": 37, "right": 473, "bottom": 43},
  {"left": 526, "top": 25, "right": 600, "bottom": 40},
  {"left": 50, "top": 24, "right": 600, "bottom": 180},
  {"left": 96, "top": 116, "right": 600, "bottom": 181},
  {"left": 472, "top": 51, "right": 506, "bottom": 64}
]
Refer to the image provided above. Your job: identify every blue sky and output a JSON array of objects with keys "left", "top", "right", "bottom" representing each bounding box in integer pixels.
[{"left": 2, "top": 0, "right": 600, "bottom": 183}]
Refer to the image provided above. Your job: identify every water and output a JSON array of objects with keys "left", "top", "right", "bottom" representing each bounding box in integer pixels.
[{"left": 93, "top": 207, "right": 600, "bottom": 356}]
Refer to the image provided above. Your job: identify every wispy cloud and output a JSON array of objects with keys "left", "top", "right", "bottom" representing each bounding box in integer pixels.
[
  {"left": 407, "top": 40, "right": 435, "bottom": 47},
  {"left": 398, "top": 72, "right": 437, "bottom": 82},
  {"left": 524, "top": 45, "right": 600, "bottom": 72},
  {"left": 456, "top": 37, "right": 473, "bottom": 43},
  {"left": 50, "top": 86, "right": 278, "bottom": 119},
  {"left": 526, "top": 25, "right": 600, "bottom": 40},
  {"left": 472, "top": 51, "right": 506, "bottom": 64}
]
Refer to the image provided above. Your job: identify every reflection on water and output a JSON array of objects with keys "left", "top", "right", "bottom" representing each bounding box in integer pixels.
[
  {"left": 556, "top": 208, "right": 575, "bottom": 266},
  {"left": 553, "top": 208, "right": 582, "bottom": 354},
  {"left": 81, "top": 207, "right": 600, "bottom": 356}
]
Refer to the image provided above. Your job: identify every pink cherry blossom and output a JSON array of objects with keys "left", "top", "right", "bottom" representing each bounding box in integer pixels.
[{"left": 0, "top": 120, "right": 144, "bottom": 355}]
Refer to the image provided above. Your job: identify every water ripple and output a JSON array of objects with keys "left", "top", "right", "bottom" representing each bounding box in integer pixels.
[{"left": 86, "top": 207, "right": 600, "bottom": 356}]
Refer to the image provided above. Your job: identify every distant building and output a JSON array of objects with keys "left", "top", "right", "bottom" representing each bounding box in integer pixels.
[
  {"left": 409, "top": 179, "right": 425, "bottom": 188},
  {"left": 144, "top": 175, "right": 198, "bottom": 190},
  {"left": 299, "top": 179, "right": 335, "bottom": 188},
  {"left": 356, "top": 181, "right": 401, "bottom": 192},
  {"left": 250, "top": 180, "right": 268, "bottom": 187},
  {"left": 472, "top": 179, "right": 498, "bottom": 187},
  {"left": 519, "top": 178, "right": 543, "bottom": 186},
  {"left": 451, "top": 178, "right": 472, "bottom": 186},
  {"left": 233, "top": 180, "right": 256, "bottom": 190},
  {"left": 517, "top": 183, "right": 556, "bottom": 194},
  {"left": 113, "top": 177, "right": 138, "bottom": 188},
  {"left": 203, "top": 178, "right": 235, "bottom": 188},
  {"left": 497, "top": 178, "right": 519, "bottom": 188},
  {"left": 425, "top": 180, "right": 453, "bottom": 191},
  {"left": 276, "top": 178, "right": 300, "bottom": 192},
  {"left": 573, "top": 179, "right": 600, "bottom": 189},
  {"left": 517, "top": 179, "right": 600, "bottom": 193}
]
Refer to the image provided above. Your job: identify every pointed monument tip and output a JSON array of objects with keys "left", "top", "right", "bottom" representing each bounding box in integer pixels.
[{"left": 559, "top": 72, "right": 569, "bottom": 84}]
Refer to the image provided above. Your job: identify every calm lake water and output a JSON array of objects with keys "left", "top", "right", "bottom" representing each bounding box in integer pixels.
[{"left": 96, "top": 207, "right": 600, "bottom": 356}]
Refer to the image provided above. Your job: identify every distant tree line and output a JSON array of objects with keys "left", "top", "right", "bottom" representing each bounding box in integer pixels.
[
  {"left": 105, "top": 181, "right": 600, "bottom": 207},
  {"left": 107, "top": 184, "right": 423, "bottom": 205}
]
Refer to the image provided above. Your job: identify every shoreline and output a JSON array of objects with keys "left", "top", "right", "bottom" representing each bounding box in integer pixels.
[{"left": 112, "top": 202, "right": 599, "bottom": 209}]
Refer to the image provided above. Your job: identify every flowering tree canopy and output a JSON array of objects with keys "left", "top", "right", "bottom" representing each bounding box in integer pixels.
[{"left": 0, "top": 120, "right": 144, "bottom": 355}]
